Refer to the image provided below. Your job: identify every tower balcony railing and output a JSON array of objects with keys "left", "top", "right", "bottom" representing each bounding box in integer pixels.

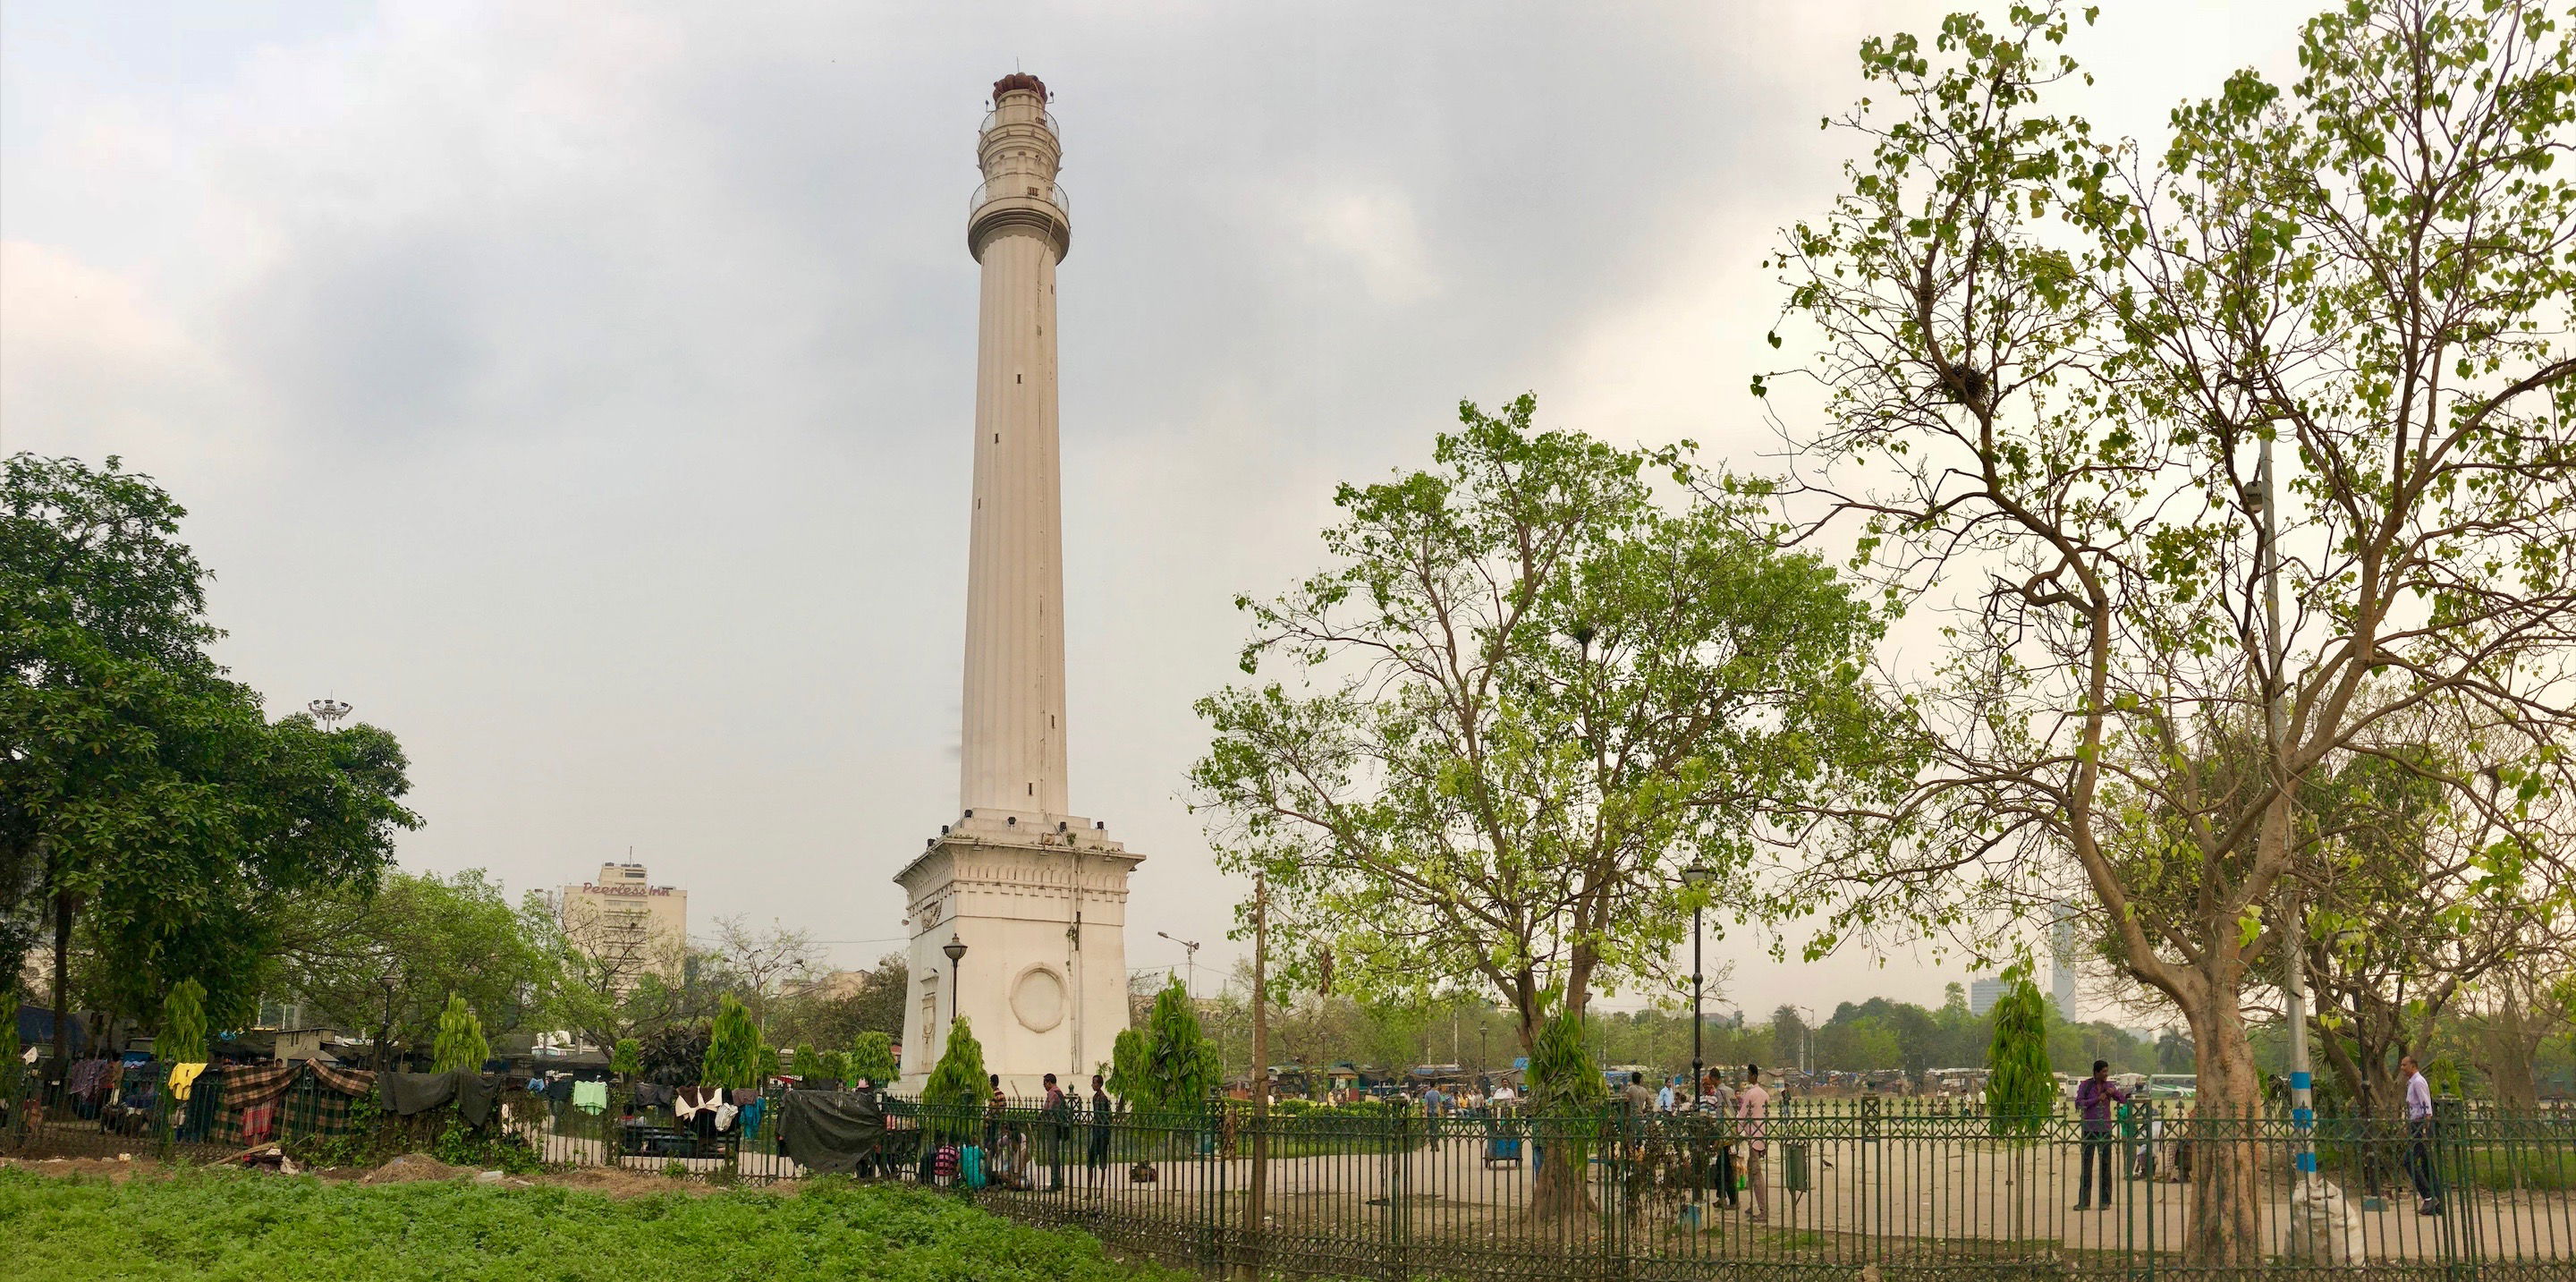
[
  {"left": 979, "top": 108, "right": 1061, "bottom": 142},
  {"left": 969, "top": 177, "right": 1070, "bottom": 219}
]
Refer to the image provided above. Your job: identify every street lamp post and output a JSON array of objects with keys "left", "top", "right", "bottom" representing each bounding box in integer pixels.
[
  {"left": 1681, "top": 862, "right": 1715, "bottom": 1222},
  {"left": 1681, "top": 864, "right": 1715, "bottom": 1100},
  {"left": 308, "top": 697, "right": 352, "bottom": 732},
  {"left": 943, "top": 933, "right": 968, "bottom": 1041},
  {"left": 1157, "top": 931, "right": 1201, "bottom": 999}
]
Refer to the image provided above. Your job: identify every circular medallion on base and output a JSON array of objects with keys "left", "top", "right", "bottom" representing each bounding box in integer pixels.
[{"left": 1013, "top": 966, "right": 1066, "bottom": 1032}]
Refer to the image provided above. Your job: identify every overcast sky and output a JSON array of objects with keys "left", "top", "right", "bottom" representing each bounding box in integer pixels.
[{"left": 2, "top": 0, "right": 2312, "bottom": 1023}]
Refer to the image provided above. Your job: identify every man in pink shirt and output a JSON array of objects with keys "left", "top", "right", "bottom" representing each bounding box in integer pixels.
[{"left": 1736, "top": 1064, "right": 1772, "bottom": 1222}]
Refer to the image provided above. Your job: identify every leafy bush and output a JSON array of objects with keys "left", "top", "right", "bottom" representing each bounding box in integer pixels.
[
  {"left": 849, "top": 1032, "right": 897, "bottom": 1086},
  {"left": 1984, "top": 971, "right": 2055, "bottom": 1136},
  {"left": 430, "top": 994, "right": 487, "bottom": 1074},
  {"left": 919, "top": 1018, "right": 987, "bottom": 1139},
  {"left": 430, "top": 1122, "right": 540, "bottom": 1175},
  {"left": 159, "top": 980, "right": 208, "bottom": 1065},
  {"left": 1116, "top": 981, "right": 1219, "bottom": 1116},
  {"left": 0, "top": 1168, "right": 1186, "bottom": 1280},
  {"left": 609, "top": 1039, "right": 641, "bottom": 1079},
  {"left": 702, "top": 996, "right": 764, "bottom": 1090}
]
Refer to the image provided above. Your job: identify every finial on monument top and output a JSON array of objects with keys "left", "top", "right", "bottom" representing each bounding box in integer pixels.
[{"left": 993, "top": 72, "right": 1047, "bottom": 100}]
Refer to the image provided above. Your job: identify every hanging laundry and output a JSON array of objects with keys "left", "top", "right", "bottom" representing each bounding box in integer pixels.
[
  {"left": 166, "top": 1062, "right": 209, "bottom": 1101},
  {"left": 711, "top": 1101, "right": 738, "bottom": 1132},
  {"left": 572, "top": 1080, "right": 608, "bottom": 1115}
]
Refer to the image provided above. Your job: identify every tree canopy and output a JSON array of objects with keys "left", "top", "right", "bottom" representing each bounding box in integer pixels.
[
  {"left": 1761, "top": 0, "right": 2576, "bottom": 1260},
  {"left": 1195, "top": 396, "right": 1901, "bottom": 1059},
  {"left": 2, "top": 454, "right": 419, "bottom": 1040}
]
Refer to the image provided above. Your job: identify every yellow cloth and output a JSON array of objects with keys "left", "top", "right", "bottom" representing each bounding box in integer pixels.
[{"left": 168, "top": 1061, "right": 209, "bottom": 1101}]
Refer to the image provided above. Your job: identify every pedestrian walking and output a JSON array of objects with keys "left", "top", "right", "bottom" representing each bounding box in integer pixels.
[{"left": 2401, "top": 1055, "right": 2444, "bottom": 1216}]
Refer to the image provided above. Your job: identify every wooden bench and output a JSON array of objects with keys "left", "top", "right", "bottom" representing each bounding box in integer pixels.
[{"left": 618, "top": 1125, "right": 738, "bottom": 1160}]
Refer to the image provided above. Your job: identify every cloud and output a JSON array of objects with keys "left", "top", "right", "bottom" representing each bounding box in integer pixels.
[
  {"left": 0, "top": 240, "right": 243, "bottom": 466},
  {"left": 1, "top": 0, "right": 2318, "bottom": 1019}
]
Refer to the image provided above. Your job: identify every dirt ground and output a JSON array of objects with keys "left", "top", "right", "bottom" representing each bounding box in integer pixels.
[{"left": 0, "top": 1152, "right": 763, "bottom": 1199}]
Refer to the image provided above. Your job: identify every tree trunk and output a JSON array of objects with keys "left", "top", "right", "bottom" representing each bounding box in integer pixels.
[
  {"left": 2182, "top": 989, "right": 2265, "bottom": 1268},
  {"left": 1527, "top": 998, "right": 1597, "bottom": 1223},
  {"left": 47, "top": 890, "right": 74, "bottom": 1069},
  {"left": 1244, "top": 879, "right": 1269, "bottom": 1282}
]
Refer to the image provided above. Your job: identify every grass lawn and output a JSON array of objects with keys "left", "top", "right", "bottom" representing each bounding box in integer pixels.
[{"left": 0, "top": 1167, "right": 1186, "bottom": 1282}]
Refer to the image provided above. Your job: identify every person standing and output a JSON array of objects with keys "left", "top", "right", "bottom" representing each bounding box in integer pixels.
[
  {"left": 1699, "top": 1070, "right": 1739, "bottom": 1210},
  {"left": 2401, "top": 1055, "right": 2444, "bottom": 1216},
  {"left": 1623, "top": 1072, "right": 1655, "bottom": 1113},
  {"left": 1042, "top": 1073, "right": 1071, "bottom": 1193},
  {"left": 1657, "top": 1076, "right": 1679, "bottom": 1113},
  {"left": 1088, "top": 1074, "right": 1114, "bottom": 1185},
  {"left": 986, "top": 1074, "right": 1007, "bottom": 1152},
  {"left": 1737, "top": 1065, "right": 1771, "bottom": 1222},
  {"left": 2072, "top": 1060, "right": 2129, "bottom": 1210}
]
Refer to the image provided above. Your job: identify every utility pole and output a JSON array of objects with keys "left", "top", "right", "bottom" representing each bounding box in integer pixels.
[
  {"left": 1245, "top": 875, "right": 1270, "bottom": 1280},
  {"left": 1158, "top": 931, "right": 1201, "bottom": 1000}
]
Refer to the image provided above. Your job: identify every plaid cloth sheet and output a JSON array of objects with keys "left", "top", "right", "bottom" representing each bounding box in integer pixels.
[{"left": 215, "top": 1062, "right": 376, "bottom": 1146}]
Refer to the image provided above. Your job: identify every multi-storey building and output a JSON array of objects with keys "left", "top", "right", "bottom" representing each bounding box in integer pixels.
[{"left": 558, "top": 862, "right": 688, "bottom": 992}]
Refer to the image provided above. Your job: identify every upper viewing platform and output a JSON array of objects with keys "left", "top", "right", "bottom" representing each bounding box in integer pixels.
[{"left": 970, "top": 74, "right": 1070, "bottom": 262}]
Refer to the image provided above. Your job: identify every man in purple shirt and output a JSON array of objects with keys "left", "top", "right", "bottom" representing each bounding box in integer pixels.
[
  {"left": 2072, "top": 1060, "right": 2128, "bottom": 1210},
  {"left": 2401, "top": 1055, "right": 2443, "bottom": 1215}
]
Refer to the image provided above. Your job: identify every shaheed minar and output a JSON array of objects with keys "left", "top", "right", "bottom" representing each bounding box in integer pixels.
[{"left": 895, "top": 74, "right": 1141, "bottom": 1094}]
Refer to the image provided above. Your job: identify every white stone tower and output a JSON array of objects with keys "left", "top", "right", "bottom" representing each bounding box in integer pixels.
[{"left": 894, "top": 73, "right": 1140, "bottom": 1095}]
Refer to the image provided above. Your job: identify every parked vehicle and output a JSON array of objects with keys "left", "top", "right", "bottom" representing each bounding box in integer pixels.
[{"left": 2146, "top": 1074, "right": 2197, "bottom": 1100}]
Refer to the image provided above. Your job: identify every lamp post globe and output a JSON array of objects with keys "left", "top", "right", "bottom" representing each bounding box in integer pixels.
[{"left": 943, "top": 934, "right": 968, "bottom": 1032}]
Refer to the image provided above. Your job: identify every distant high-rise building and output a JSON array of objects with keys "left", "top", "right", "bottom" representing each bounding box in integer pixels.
[
  {"left": 559, "top": 862, "right": 688, "bottom": 993},
  {"left": 1969, "top": 976, "right": 2010, "bottom": 1016},
  {"left": 2050, "top": 904, "right": 2079, "bottom": 1020}
]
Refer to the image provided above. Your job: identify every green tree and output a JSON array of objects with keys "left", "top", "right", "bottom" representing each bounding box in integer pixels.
[
  {"left": 2, "top": 454, "right": 419, "bottom": 1047},
  {"left": 1984, "top": 975, "right": 2055, "bottom": 1135},
  {"left": 1526, "top": 1007, "right": 1608, "bottom": 1218},
  {"left": 157, "top": 979, "right": 208, "bottom": 1065},
  {"left": 430, "top": 993, "right": 488, "bottom": 1074},
  {"left": 610, "top": 1038, "right": 642, "bottom": 1079},
  {"left": 1129, "top": 980, "right": 1221, "bottom": 1115},
  {"left": 700, "top": 995, "right": 763, "bottom": 1091},
  {"left": 270, "top": 870, "right": 556, "bottom": 1065},
  {"left": 1106, "top": 1026, "right": 1148, "bottom": 1103},
  {"left": 769, "top": 954, "right": 907, "bottom": 1050},
  {"left": 818, "top": 1049, "right": 848, "bottom": 1085},
  {"left": 792, "top": 1043, "right": 820, "bottom": 1080},
  {"left": 1195, "top": 396, "right": 1900, "bottom": 1070},
  {"left": 920, "top": 1018, "right": 988, "bottom": 1140},
  {"left": 1818, "top": 1015, "right": 1901, "bottom": 1073},
  {"left": 1764, "top": 0, "right": 2576, "bottom": 1261},
  {"left": 848, "top": 1031, "right": 896, "bottom": 1086}
]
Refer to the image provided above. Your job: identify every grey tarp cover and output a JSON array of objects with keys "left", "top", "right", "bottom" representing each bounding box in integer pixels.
[
  {"left": 780, "top": 1089, "right": 888, "bottom": 1175},
  {"left": 377, "top": 1070, "right": 496, "bottom": 1127}
]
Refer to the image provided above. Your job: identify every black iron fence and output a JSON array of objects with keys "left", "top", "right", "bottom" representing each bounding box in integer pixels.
[
  {"left": 504, "top": 1091, "right": 2576, "bottom": 1278},
  {"left": 14, "top": 1066, "right": 2576, "bottom": 1278}
]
